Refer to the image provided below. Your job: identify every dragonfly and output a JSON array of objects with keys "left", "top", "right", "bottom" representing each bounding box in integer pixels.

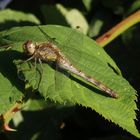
[{"left": 22, "top": 28, "right": 118, "bottom": 98}]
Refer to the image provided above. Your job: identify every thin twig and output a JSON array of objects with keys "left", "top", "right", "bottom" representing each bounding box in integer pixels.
[{"left": 96, "top": 10, "right": 140, "bottom": 47}]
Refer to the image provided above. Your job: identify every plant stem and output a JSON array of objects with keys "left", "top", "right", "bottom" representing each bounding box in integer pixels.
[
  {"left": 3, "top": 102, "right": 22, "bottom": 122},
  {"left": 0, "top": 101, "right": 23, "bottom": 131},
  {"left": 96, "top": 10, "right": 140, "bottom": 47}
]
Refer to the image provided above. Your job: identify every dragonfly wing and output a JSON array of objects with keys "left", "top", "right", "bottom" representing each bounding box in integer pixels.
[
  {"left": 54, "top": 65, "right": 74, "bottom": 102},
  {"left": 61, "top": 28, "right": 82, "bottom": 59},
  {"left": 55, "top": 28, "right": 82, "bottom": 100}
]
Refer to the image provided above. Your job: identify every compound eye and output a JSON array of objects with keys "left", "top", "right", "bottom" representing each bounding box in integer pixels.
[{"left": 23, "top": 40, "right": 35, "bottom": 55}]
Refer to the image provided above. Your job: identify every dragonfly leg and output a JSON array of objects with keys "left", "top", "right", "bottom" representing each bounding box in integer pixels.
[
  {"left": 24, "top": 55, "right": 35, "bottom": 63},
  {"left": 16, "top": 55, "right": 35, "bottom": 65},
  {"left": 16, "top": 56, "right": 36, "bottom": 81}
]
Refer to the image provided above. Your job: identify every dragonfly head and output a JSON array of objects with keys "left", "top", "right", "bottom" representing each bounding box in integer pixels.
[{"left": 23, "top": 40, "right": 36, "bottom": 55}]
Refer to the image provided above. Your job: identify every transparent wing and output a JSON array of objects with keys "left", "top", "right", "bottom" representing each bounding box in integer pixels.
[
  {"left": 37, "top": 26, "right": 83, "bottom": 93},
  {"left": 37, "top": 25, "right": 83, "bottom": 64},
  {"left": 54, "top": 28, "right": 83, "bottom": 93}
]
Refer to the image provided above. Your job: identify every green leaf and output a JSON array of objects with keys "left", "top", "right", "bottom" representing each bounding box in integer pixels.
[
  {"left": 126, "top": 1, "right": 140, "bottom": 16},
  {"left": 0, "top": 25, "right": 139, "bottom": 138},
  {"left": 41, "top": 4, "right": 89, "bottom": 34},
  {"left": 88, "top": 18, "right": 104, "bottom": 37},
  {"left": 0, "top": 49, "right": 23, "bottom": 114},
  {"left": 0, "top": 9, "right": 40, "bottom": 31},
  {"left": 82, "top": 0, "right": 93, "bottom": 11}
]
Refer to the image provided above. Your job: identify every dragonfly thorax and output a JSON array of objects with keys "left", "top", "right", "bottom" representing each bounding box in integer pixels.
[
  {"left": 23, "top": 40, "right": 36, "bottom": 55},
  {"left": 36, "top": 43, "right": 58, "bottom": 62}
]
